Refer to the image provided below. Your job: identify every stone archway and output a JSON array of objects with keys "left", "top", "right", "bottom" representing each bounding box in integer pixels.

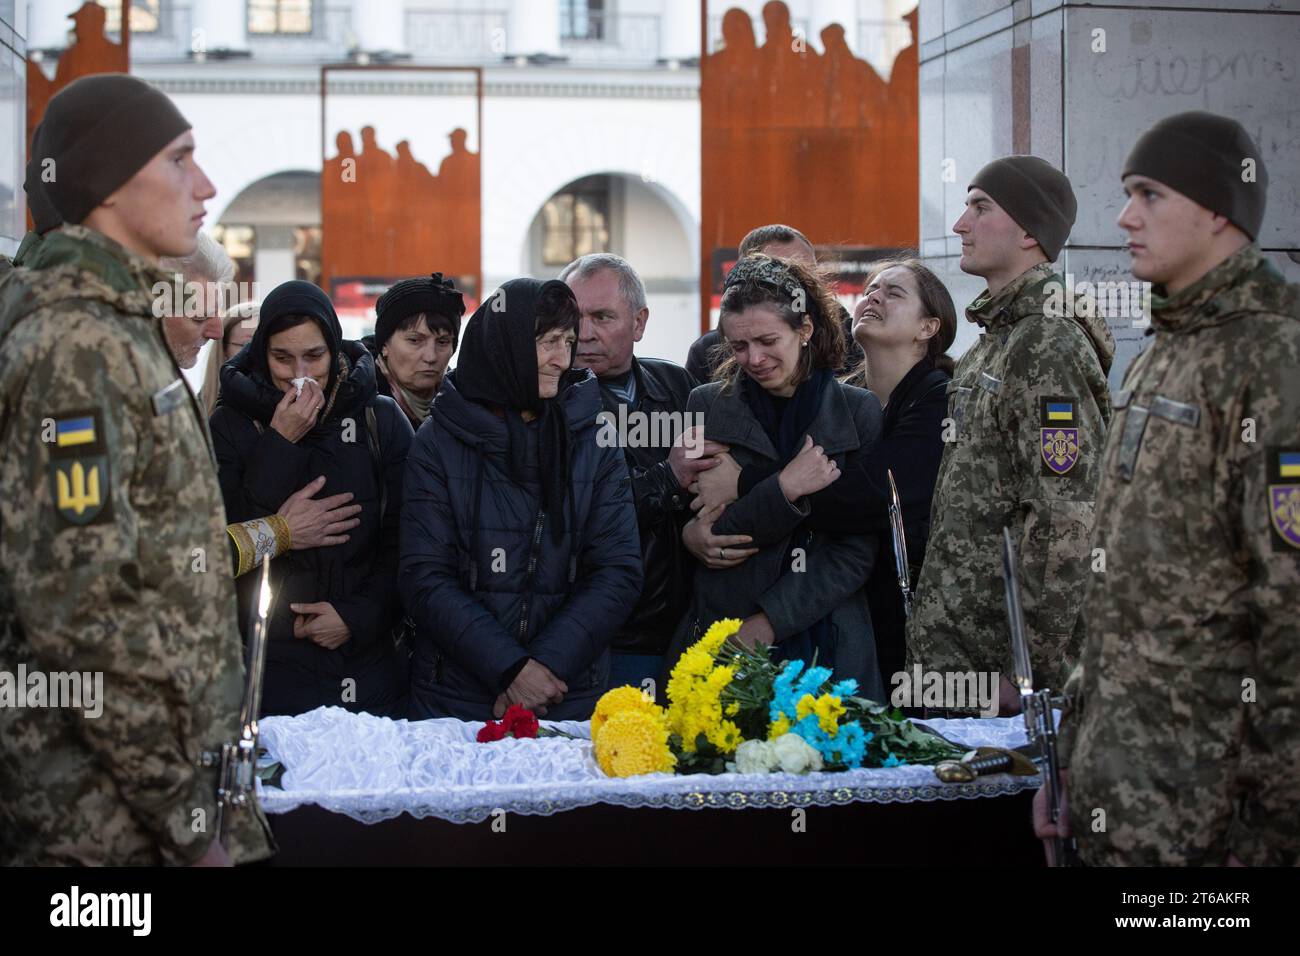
[
  {"left": 214, "top": 169, "right": 321, "bottom": 297},
  {"left": 524, "top": 171, "right": 699, "bottom": 365}
]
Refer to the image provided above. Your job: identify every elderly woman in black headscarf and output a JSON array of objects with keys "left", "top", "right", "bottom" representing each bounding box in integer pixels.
[
  {"left": 400, "top": 278, "right": 642, "bottom": 722},
  {"left": 362, "top": 272, "right": 465, "bottom": 429},
  {"left": 210, "top": 280, "right": 413, "bottom": 717}
]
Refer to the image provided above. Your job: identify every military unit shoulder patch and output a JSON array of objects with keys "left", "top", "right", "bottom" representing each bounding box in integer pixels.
[
  {"left": 47, "top": 408, "right": 113, "bottom": 528},
  {"left": 1267, "top": 448, "right": 1300, "bottom": 551},
  {"left": 1040, "top": 396, "right": 1080, "bottom": 476}
]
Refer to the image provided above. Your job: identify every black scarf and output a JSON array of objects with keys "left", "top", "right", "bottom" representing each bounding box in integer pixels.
[
  {"left": 250, "top": 280, "right": 344, "bottom": 397},
  {"left": 231, "top": 279, "right": 352, "bottom": 434},
  {"left": 453, "top": 278, "right": 578, "bottom": 543},
  {"left": 741, "top": 366, "right": 833, "bottom": 463},
  {"left": 740, "top": 365, "right": 837, "bottom": 670}
]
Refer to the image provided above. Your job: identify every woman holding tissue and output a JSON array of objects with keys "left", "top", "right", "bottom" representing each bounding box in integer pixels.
[{"left": 210, "top": 280, "right": 413, "bottom": 717}]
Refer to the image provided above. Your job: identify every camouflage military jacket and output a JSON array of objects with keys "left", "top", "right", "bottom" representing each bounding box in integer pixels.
[
  {"left": 1067, "top": 244, "right": 1300, "bottom": 866},
  {"left": 0, "top": 225, "right": 274, "bottom": 865},
  {"left": 906, "top": 263, "right": 1115, "bottom": 689}
]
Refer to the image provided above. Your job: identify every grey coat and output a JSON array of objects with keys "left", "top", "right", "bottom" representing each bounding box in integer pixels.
[{"left": 666, "top": 376, "right": 887, "bottom": 701}]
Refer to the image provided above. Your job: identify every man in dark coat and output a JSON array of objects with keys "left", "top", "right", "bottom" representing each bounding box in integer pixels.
[
  {"left": 210, "top": 280, "right": 413, "bottom": 718},
  {"left": 560, "top": 253, "right": 720, "bottom": 691},
  {"left": 400, "top": 278, "right": 643, "bottom": 721}
]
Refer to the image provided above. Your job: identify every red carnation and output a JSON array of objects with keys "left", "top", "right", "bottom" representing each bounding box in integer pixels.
[
  {"left": 476, "top": 720, "right": 507, "bottom": 743},
  {"left": 502, "top": 704, "right": 539, "bottom": 738}
]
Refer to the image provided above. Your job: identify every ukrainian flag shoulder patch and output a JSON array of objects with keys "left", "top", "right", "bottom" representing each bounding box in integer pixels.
[
  {"left": 1041, "top": 399, "right": 1075, "bottom": 425},
  {"left": 1040, "top": 396, "right": 1080, "bottom": 476},
  {"left": 1268, "top": 448, "right": 1300, "bottom": 551},
  {"left": 1279, "top": 451, "right": 1300, "bottom": 479},
  {"left": 46, "top": 408, "right": 112, "bottom": 527},
  {"left": 55, "top": 415, "right": 96, "bottom": 447}
]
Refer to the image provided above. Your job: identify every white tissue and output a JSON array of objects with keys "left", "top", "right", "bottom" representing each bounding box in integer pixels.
[{"left": 291, "top": 376, "right": 311, "bottom": 398}]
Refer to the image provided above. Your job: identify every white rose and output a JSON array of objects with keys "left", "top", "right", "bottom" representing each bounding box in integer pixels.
[
  {"left": 730, "top": 739, "right": 778, "bottom": 774},
  {"left": 772, "top": 733, "right": 824, "bottom": 774}
]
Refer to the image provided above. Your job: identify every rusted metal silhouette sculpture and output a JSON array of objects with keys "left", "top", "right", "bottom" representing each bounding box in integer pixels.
[
  {"left": 320, "top": 67, "right": 483, "bottom": 311},
  {"left": 701, "top": 2, "right": 918, "bottom": 329},
  {"left": 26, "top": 2, "right": 131, "bottom": 230}
]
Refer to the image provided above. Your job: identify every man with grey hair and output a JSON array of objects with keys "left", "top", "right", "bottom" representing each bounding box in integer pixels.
[
  {"left": 561, "top": 253, "right": 723, "bottom": 690},
  {"left": 158, "top": 230, "right": 235, "bottom": 369}
]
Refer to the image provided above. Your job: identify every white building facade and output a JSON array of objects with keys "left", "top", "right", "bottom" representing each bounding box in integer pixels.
[{"left": 23, "top": 0, "right": 917, "bottom": 370}]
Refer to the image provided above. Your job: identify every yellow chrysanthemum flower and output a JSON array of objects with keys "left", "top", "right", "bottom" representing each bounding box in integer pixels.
[
  {"left": 768, "top": 714, "right": 791, "bottom": 740},
  {"left": 707, "top": 720, "right": 743, "bottom": 753},
  {"left": 664, "top": 624, "right": 746, "bottom": 756},
  {"left": 590, "top": 685, "right": 658, "bottom": 742},
  {"left": 594, "top": 710, "right": 676, "bottom": 777},
  {"left": 700, "top": 618, "right": 742, "bottom": 655},
  {"left": 705, "top": 664, "right": 736, "bottom": 694},
  {"left": 725, "top": 702, "right": 740, "bottom": 717},
  {"left": 678, "top": 648, "right": 713, "bottom": 678},
  {"left": 814, "top": 695, "right": 845, "bottom": 736},
  {"left": 795, "top": 693, "right": 817, "bottom": 723}
]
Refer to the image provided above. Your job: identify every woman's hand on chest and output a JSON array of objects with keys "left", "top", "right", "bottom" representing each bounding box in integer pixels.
[{"left": 778, "top": 435, "right": 841, "bottom": 502}]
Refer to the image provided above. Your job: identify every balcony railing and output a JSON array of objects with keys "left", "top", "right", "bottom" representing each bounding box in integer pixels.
[
  {"left": 560, "top": 12, "right": 661, "bottom": 65},
  {"left": 125, "top": 2, "right": 671, "bottom": 67},
  {"left": 404, "top": 8, "right": 509, "bottom": 62}
]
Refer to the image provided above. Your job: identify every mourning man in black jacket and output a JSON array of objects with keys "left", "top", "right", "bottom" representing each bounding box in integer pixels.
[{"left": 561, "top": 254, "right": 723, "bottom": 690}]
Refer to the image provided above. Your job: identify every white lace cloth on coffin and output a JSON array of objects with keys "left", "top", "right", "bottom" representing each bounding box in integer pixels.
[{"left": 256, "top": 706, "right": 1040, "bottom": 825}]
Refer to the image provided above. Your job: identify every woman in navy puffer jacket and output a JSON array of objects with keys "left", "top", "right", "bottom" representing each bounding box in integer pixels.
[{"left": 400, "top": 278, "right": 642, "bottom": 722}]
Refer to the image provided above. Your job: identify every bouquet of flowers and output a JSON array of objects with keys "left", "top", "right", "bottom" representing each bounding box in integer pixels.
[{"left": 590, "top": 619, "right": 965, "bottom": 778}]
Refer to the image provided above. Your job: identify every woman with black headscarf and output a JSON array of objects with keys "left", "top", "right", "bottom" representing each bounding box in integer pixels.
[
  {"left": 400, "top": 278, "right": 643, "bottom": 722},
  {"left": 210, "top": 280, "right": 413, "bottom": 718},
  {"left": 664, "top": 255, "right": 887, "bottom": 700}
]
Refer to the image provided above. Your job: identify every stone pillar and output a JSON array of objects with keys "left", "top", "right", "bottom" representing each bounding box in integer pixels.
[
  {"left": 191, "top": 0, "right": 249, "bottom": 56},
  {"left": 917, "top": 0, "right": 1300, "bottom": 386},
  {"left": 254, "top": 225, "right": 297, "bottom": 292},
  {"left": 507, "top": 0, "right": 562, "bottom": 59},
  {"left": 27, "top": 0, "right": 81, "bottom": 52},
  {"left": 352, "top": 0, "right": 406, "bottom": 55},
  {"left": 659, "top": 0, "right": 701, "bottom": 65}
]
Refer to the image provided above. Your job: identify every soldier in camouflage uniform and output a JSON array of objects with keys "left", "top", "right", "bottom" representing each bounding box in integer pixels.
[
  {"left": 1038, "top": 113, "right": 1300, "bottom": 866},
  {"left": 0, "top": 128, "right": 62, "bottom": 282},
  {"left": 0, "top": 75, "right": 273, "bottom": 865},
  {"left": 906, "top": 157, "right": 1115, "bottom": 708}
]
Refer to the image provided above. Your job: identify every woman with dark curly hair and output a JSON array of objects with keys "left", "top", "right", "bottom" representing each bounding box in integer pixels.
[{"left": 668, "top": 254, "right": 886, "bottom": 699}]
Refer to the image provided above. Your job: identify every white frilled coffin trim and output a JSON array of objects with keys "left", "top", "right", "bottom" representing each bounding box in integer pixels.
[{"left": 256, "top": 707, "right": 1040, "bottom": 825}]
